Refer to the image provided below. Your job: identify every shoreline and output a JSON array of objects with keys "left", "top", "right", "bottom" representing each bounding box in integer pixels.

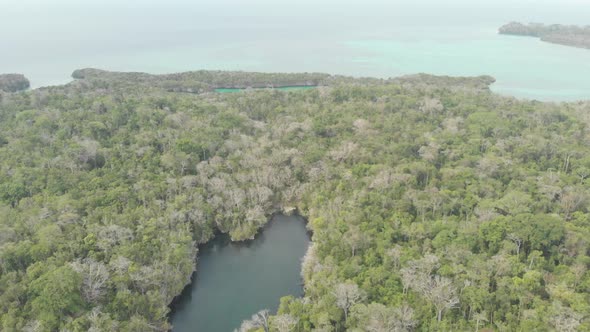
[{"left": 7, "top": 67, "right": 590, "bottom": 104}]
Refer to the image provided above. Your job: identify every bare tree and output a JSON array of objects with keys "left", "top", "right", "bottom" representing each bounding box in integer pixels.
[
  {"left": 351, "top": 303, "right": 416, "bottom": 332},
  {"left": 419, "top": 97, "right": 444, "bottom": 115},
  {"left": 71, "top": 258, "right": 110, "bottom": 303},
  {"left": 420, "top": 276, "right": 459, "bottom": 322},
  {"left": 387, "top": 245, "right": 403, "bottom": 269},
  {"left": 353, "top": 118, "right": 374, "bottom": 136},
  {"left": 87, "top": 306, "right": 119, "bottom": 332},
  {"left": 418, "top": 142, "right": 440, "bottom": 163},
  {"left": 329, "top": 141, "right": 359, "bottom": 164},
  {"left": 507, "top": 233, "right": 522, "bottom": 256},
  {"left": 393, "top": 305, "right": 417, "bottom": 332},
  {"left": 400, "top": 254, "right": 440, "bottom": 294},
  {"left": 368, "top": 304, "right": 416, "bottom": 332},
  {"left": 560, "top": 186, "right": 588, "bottom": 220},
  {"left": 472, "top": 311, "right": 488, "bottom": 332},
  {"left": 442, "top": 117, "right": 463, "bottom": 134},
  {"left": 574, "top": 166, "right": 590, "bottom": 183},
  {"left": 272, "top": 314, "right": 298, "bottom": 332},
  {"left": 238, "top": 310, "right": 270, "bottom": 332},
  {"left": 550, "top": 302, "right": 581, "bottom": 332},
  {"left": 76, "top": 138, "right": 100, "bottom": 168},
  {"left": 571, "top": 263, "right": 587, "bottom": 290},
  {"left": 96, "top": 225, "right": 134, "bottom": 255},
  {"left": 22, "top": 320, "right": 42, "bottom": 332},
  {"left": 334, "top": 282, "right": 365, "bottom": 322},
  {"left": 344, "top": 225, "right": 369, "bottom": 257}
]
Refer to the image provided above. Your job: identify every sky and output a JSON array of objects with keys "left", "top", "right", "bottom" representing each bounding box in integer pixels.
[
  {"left": 3, "top": 0, "right": 589, "bottom": 18},
  {"left": 2, "top": 0, "right": 588, "bottom": 35}
]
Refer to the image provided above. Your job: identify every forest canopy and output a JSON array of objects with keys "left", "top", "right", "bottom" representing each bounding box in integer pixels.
[{"left": 0, "top": 69, "right": 589, "bottom": 331}]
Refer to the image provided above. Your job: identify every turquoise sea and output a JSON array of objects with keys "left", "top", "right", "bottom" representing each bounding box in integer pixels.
[{"left": 1, "top": 0, "right": 589, "bottom": 101}]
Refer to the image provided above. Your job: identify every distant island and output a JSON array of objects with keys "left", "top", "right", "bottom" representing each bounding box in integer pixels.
[
  {"left": 70, "top": 68, "right": 494, "bottom": 94},
  {"left": 499, "top": 22, "right": 590, "bottom": 49},
  {"left": 0, "top": 74, "right": 30, "bottom": 92}
]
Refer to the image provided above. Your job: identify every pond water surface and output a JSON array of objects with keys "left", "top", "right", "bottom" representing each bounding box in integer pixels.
[
  {"left": 215, "top": 86, "right": 317, "bottom": 93},
  {"left": 170, "top": 214, "right": 310, "bottom": 332}
]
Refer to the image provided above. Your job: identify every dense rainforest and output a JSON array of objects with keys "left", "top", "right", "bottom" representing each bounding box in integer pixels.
[
  {"left": 499, "top": 22, "right": 590, "bottom": 49},
  {"left": 0, "top": 69, "right": 589, "bottom": 332}
]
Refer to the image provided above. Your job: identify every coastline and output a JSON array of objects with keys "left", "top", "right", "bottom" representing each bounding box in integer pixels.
[{"left": 499, "top": 21, "right": 590, "bottom": 50}]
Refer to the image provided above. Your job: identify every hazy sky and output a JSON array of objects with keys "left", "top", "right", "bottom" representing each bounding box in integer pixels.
[
  {"left": 3, "top": 0, "right": 589, "bottom": 18},
  {"left": 3, "top": 0, "right": 588, "bottom": 32}
]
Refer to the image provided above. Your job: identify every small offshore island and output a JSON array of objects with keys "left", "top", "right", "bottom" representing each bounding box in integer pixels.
[
  {"left": 499, "top": 22, "right": 590, "bottom": 49},
  {"left": 0, "top": 74, "right": 30, "bottom": 93}
]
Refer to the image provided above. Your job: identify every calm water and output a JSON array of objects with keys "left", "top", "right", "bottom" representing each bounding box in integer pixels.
[
  {"left": 215, "top": 86, "right": 316, "bottom": 93},
  {"left": 170, "top": 214, "right": 310, "bottom": 332},
  {"left": 1, "top": 1, "right": 590, "bottom": 101}
]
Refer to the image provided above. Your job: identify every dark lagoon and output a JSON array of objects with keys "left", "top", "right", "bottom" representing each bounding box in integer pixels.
[{"left": 170, "top": 214, "right": 310, "bottom": 332}]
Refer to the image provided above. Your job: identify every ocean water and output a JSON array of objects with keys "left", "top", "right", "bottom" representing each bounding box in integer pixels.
[{"left": 1, "top": 0, "right": 589, "bottom": 101}]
